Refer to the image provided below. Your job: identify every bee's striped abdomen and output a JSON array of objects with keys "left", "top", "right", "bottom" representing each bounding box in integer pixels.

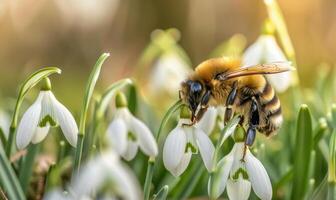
[{"left": 258, "top": 81, "right": 283, "bottom": 136}]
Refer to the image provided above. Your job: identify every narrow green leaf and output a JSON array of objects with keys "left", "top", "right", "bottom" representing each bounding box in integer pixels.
[
  {"left": 74, "top": 53, "right": 109, "bottom": 177},
  {"left": 291, "top": 104, "right": 313, "bottom": 199},
  {"left": 219, "top": 115, "right": 241, "bottom": 147},
  {"left": 328, "top": 130, "right": 336, "bottom": 183},
  {"left": 171, "top": 158, "right": 204, "bottom": 199},
  {"left": 127, "top": 84, "right": 138, "bottom": 114},
  {"left": 153, "top": 185, "right": 169, "bottom": 200},
  {"left": 263, "top": 0, "right": 295, "bottom": 62},
  {"left": 310, "top": 175, "right": 328, "bottom": 200},
  {"left": 314, "top": 118, "right": 328, "bottom": 147},
  {"left": 331, "top": 104, "right": 336, "bottom": 128},
  {"left": 0, "top": 128, "right": 6, "bottom": 147},
  {"left": 0, "top": 146, "right": 25, "bottom": 200},
  {"left": 79, "top": 53, "right": 110, "bottom": 135},
  {"left": 19, "top": 144, "right": 40, "bottom": 194}
]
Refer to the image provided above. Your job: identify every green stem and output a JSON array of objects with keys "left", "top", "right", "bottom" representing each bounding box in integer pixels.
[
  {"left": 19, "top": 144, "right": 40, "bottom": 194},
  {"left": 5, "top": 127, "right": 15, "bottom": 157},
  {"left": 328, "top": 183, "right": 336, "bottom": 200},
  {"left": 73, "top": 134, "right": 84, "bottom": 175},
  {"left": 144, "top": 159, "right": 155, "bottom": 200},
  {"left": 143, "top": 100, "right": 183, "bottom": 200}
]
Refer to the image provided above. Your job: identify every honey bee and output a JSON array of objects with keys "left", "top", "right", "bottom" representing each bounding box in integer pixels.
[{"left": 180, "top": 57, "right": 293, "bottom": 148}]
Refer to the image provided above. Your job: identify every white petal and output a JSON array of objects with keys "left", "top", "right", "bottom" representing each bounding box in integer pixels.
[
  {"left": 209, "top": 152, "right": 235, "bottom": 199},
  {"left": 196, "top": 107, "right": 217, "bottom": 135},
  {"left": 50, "top": 92, "right": 78, "bottom": 147},
  {"left": 106, "top": 119, "right": 128, "bottom": 155},
  {"left": 245, "top": 150, "right": 272, "bottom": 200},
  {"left": 121, "top": 141, "right": 138, "bottom": 161},
  {"left": 31, "top": 125, "right": 50, "bottom": 144},
  {"left": 71, "top": 152, "right": 142, "bottom": 200},
  {"left": 263, "top": 36, "right": 291, "bottom": 92},
  {"left": 170, "top": 152, "right": 192, "bottom": 177},
  {"left": 242, "top": 36, "right": 264, "bottom": 66},
  {"left": 163, "top": 127, "right": 187, "bottom": 176},
  {"left": 227, "top": 178, "right": 251, "bottom": 200},
  {"left": 129, "top": 116, "right": 158, "bottom": 157},
  {"left": 195, "top": 128, "right": 215, "bottom": 171},
  {"left": 16, "top": 94, "right": 43, "bottom": 149}
]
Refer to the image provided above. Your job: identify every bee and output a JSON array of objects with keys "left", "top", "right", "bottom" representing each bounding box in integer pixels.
[{"left": 180, "top": 57, "right": 293, "bottom": 149}]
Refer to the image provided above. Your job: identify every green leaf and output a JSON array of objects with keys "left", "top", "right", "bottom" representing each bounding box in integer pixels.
[
  {"left": 291, "top": 104, "right": 314, "bottom": 199},
  {"left": 219, "top": 115, "right": 241, "bottom": 147},
  {"left": 0, "top": 145, "right": 25, "bottom": 200},
  {"left": 171, "top": 158, "right": 204, "bottom": 199},
  {"left": 310, "top": 175, "right": 328, "bottom": 200},
  {"left": 0, "top": 128, "right": 6, "bottom": 147},
  {"left": 19, "top": 144, "right": 40, "bottom": 194},
  {"left": 328, "top": 130, "right": 336, "bottom": 183},
  {"left": 127, "top": 84, "right": 138, "bottom": 114},
  {"left": 331, "top": 104, "right": 336, "bottom": 128},
  {"left": 79, "top": 53, "right": 110, "bottom": 135},
  {"left": 153, "top": 185, "right": 169, "bottom": 200},
  {"left": 314, "top": 118, "right": 328, "bottom": 147}
]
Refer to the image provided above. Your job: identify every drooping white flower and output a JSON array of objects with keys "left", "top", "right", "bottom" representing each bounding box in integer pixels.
[
  {"left": 148, "top": 52, "right": 191, "bottom": 98},
  {"left": 196, "top": 107, "right": 218, "bottom": 135},
  {"left": 106, "top": 93, "right": 158, "bottom": 161},
  {"left": 44, "top": 151, "right": 142, "bottom": 200},
  {"left": 163, "top": 118, "right": 215, "bottom": 177},
  {"left": 242, "top": 34, "right": 291, "bottom": 92},
  {"left": 16, "top": 90, "right": 78, "bottom": 149},
  {"left": 210, "top": 143, "right": 272, "bottom": 200}
]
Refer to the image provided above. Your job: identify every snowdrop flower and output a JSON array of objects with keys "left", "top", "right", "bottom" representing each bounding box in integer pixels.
[
  {"left": 45, "top": 151, "right": 142, "bottom": 200},
  {"left": 211, "top": 142, "right": 272, "bottom": 200},
  {"left": 163, "top": 106, "right": 215, "bottom": 177},
  {"left": 107, "top": 92, "right": 158, "bottom": 161},
  {"left": 242, "top": 20, "right": 291, "bottom": 92},
  {"left": 16, "top": 79, "right": 78, "bottom": 149},
  {"left": 196, "top": 107, "right": 218, "bottom": 135},
  {"left": 148, "top": 52, "right": 191, "bottom": 98}
]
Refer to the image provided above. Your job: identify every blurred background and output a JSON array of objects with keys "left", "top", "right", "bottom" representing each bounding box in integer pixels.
[{"left": 0, "top": 0, "right": 336, "bottom": 110}]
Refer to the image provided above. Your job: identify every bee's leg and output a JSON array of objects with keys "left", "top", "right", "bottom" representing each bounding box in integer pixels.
[
  {"left": 224, "top": 81, "right": 238, "bottom": 124},
  {"left": 243, "top": 98, "right": 259, "bottom": 160}
]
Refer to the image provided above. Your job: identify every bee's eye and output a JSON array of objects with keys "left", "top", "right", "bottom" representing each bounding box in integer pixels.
[{"left": 190, "top": 81, "right": 202, "bottom": 93}]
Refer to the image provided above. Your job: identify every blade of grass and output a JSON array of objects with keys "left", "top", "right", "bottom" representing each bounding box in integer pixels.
[
  {"left": 291, "top": 104, "right": 313, "bottom": 199},
  {"left": 153, "top": 185, "right": 169, "bottom": 200},
  {"left": 18, "top": 143, "right": 40, "bottom": 194},
  {"left": 0, "top": 145, "right": 25, "bottom": 200},
  {"left": 73, "top": 53, "right": 109, "bottom": 175}
]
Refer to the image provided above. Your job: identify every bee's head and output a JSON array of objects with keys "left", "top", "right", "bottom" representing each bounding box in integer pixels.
[{"left": 180, "top": 79, "right": 211, "bottom": 121}]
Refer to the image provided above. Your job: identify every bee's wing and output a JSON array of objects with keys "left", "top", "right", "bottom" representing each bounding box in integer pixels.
[{"left": 216, "top": 61, "right": 295, "bottom": 80}]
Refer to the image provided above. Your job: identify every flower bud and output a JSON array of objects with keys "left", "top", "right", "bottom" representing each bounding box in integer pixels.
[
  {"left": 180, "top": 105, "right": 191, "bottom": 119},
  {"left": 41, "top": 77, "right": 52, "bottom": 91},
  {"left": 115, "top": 92, "right": 128, "bottom": 108},
  {"left": 233, "top": 125, "right": 245, "bottom": 143}
]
